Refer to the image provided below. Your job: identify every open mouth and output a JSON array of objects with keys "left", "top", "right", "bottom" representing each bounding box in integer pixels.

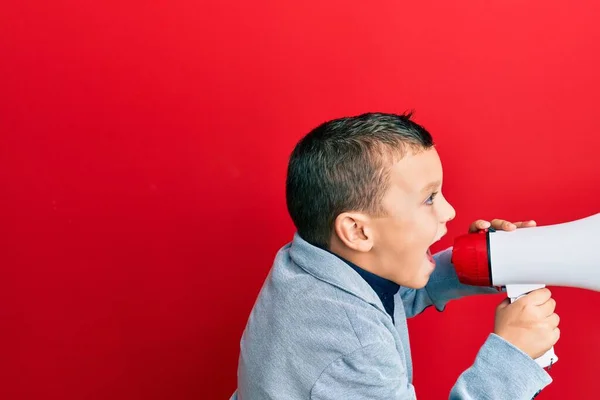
[
  {"left": 426, "top": 248, "right": 434, "bottom": 264},
  {"left": 426, "top": 232, "right": 446, "bottom": 265}
]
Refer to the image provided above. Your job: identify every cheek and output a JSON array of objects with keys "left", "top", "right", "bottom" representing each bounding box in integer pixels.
[
  {"left": 425, "top": 207, "right": 441, "bottom": 234},
  {"left": 376, "top": 209, "right": 437, "bottom": 254},
  {"left": 409, "top": 210, "right": 439, "bottom": 243},
  {"left": 386, "top": 219, "right": 430, "bottom": 257}
]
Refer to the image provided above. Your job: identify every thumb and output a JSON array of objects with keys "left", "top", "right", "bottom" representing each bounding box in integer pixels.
[{"left": 497, "top": 297, "right": 511, "bottom": 309}]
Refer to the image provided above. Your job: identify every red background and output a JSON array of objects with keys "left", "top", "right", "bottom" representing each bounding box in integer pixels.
[{"left": 1, "top": 1, "right": 599, "bottom": 399}]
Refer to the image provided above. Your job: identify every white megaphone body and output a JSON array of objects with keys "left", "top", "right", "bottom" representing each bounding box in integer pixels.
[{"left": 451, "top": 212, "right": 600, "bottom": 369}]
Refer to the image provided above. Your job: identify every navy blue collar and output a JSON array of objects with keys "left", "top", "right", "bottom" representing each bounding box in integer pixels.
[{"left": 325, "top": 250, "right": 399, "bottom": 322}]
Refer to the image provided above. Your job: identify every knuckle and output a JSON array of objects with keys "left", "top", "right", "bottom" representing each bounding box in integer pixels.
[
  {"left": 523, "top": 303, "right": 536, "bottom": 314},
  {"left": 539, "top": 320, "right": 552, "bottom": 331}
]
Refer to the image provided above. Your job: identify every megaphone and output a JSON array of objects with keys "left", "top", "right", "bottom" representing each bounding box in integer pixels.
[{"left": 451, "top": 212, "right": 600, "bottom": 369}]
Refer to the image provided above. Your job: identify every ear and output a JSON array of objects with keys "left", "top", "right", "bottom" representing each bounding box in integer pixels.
[{"left": 333, "top": 212, "right": 374, "bottom": 252}]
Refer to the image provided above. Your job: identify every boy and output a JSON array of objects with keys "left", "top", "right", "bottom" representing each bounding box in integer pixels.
[{"left": 231, "top": 112, "right": 560, "bottom": 399}]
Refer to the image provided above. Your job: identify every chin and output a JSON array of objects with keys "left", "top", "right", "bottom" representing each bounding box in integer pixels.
[
  {"left": 392, "top": 259, "right": 436, "bottom": 289},
  {"left": 408, "top": 265, "right": 436, "bottom": 288},
  {"left": 403, "top": 276, "right": 430, "bottom": 290}
]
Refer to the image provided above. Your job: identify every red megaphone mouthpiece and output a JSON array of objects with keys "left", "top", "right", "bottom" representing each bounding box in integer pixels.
[{"left": 451, "top": 229, "right": 493, "bottom": 287}]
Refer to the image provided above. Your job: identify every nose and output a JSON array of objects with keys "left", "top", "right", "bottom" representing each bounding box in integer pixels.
[
  {"left": 440, "top": 194, "right": 456, "bottom": 223},
  {"left": 446, "top": 203, "right": 456, "bottom": 222}
]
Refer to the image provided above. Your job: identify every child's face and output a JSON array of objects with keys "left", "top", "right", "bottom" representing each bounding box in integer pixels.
[{"left": 370, "top": 147, "right": 456, "bottom": 289}]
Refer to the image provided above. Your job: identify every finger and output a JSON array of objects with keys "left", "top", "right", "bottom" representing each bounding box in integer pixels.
[
  {"left": 513, "top": 220, "right": 537, "bottom": 228},
  {"left": 538, "top": 297, "right": 557, "bottom": 316},
  {"left": 552, "top": 327, "right": 561, "bottom": 344},
  {"left": 491, "top": 219, "right": 517, "bottom": 231},
  {"left": 468, "top": 219, "right": 491, "bottom": 233},
  {"left": 546, "top": 313, "right": 560, "bottom": 328},
  {"left": 522, "top": 288, "right": 552, "bottom": 305},
  {"left": 496, "top": 297, "right": 511, "bottom": 309}
]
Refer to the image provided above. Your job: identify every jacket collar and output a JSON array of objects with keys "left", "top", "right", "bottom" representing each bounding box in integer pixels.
[{"left": 288, "top": 233, "right": 387, "bottom": 315}]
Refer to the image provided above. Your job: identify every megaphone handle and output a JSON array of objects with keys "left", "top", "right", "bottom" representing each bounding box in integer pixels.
[{"left": 505, "top": 284, "right": 558, "bottom": 370}]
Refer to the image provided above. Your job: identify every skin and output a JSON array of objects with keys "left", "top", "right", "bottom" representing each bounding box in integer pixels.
[
  {"left": 328, "top": 146, "right": 558, "bottom": 359},
  {"left": 329, "top": 146, "right": 537, "bottom": 288}
]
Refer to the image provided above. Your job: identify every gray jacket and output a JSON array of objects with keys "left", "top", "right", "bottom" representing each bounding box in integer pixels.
[{"left": 231, "top": 233, "right": 552, "bottom": 399}]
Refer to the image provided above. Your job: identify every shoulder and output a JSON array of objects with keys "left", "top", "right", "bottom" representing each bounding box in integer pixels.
[
  {"left": 269, "top": 253, "right": 396, "bottom": 341},
  {"left": 238, "top": 245, "right": 406, "bottom": 398},
  {"left": 262, "top": 258, "right": 392, "bottom": 342}
]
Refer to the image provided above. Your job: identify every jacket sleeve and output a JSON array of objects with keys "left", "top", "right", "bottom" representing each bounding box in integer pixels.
[
  {"left": 310, "top": 334, "right": 552, "bottom": 400},
  {"left": 449, "top": 333, "right": 553, "bottom": 399},
  {"left": 400, "top": 247, "right": 501, "bottom": 318}
]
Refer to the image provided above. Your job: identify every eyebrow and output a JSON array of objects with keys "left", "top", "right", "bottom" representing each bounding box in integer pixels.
[{"left": 421, "top": 180, "right": 442, "bottom": 193}]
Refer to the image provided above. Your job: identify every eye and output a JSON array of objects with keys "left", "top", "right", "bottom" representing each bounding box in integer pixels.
[{"left": 425, "top": 192, "right": 438, "bottom": 205}]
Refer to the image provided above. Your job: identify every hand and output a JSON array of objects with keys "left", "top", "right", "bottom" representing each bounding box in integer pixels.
[
  {"left": 468, "top": 218, "right": 537, "bottom": 233},
  {"left": 494, "top": 288, "right": 561, "bottom": 359}
]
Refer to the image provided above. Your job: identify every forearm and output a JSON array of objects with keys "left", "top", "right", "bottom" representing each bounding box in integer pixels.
[
  {"left": 311, "top": 334, "right": 552, "bottom": 400},
  {"left": 450, "top": 333, "right": 552, "bottom": 399}
]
